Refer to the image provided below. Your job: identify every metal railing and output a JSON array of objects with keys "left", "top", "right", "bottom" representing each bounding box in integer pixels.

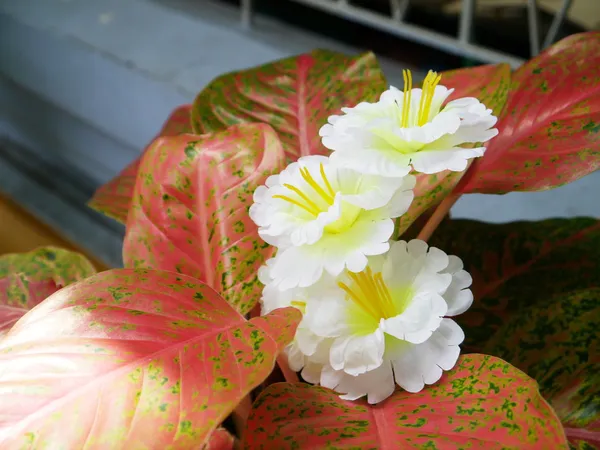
[{"left": 239, "top": 0, "right": 574, "bottom": 68}]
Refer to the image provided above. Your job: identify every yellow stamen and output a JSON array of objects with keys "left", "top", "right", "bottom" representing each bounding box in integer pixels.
[
  {"left": 337, "top": 280, "right": 380, "bottom": 319},
  {"left": 272, "top": 165, "right": 337, "bottom": 216},
  {"left": 417, "top": 70, "right": 442, "bottom": 126},
  {"left": 374, "top": 272, "right": 393, "bottom": 307},
  {"left": 300, "top": 167, "right": 334, "bottom": 204},
  {"left": 272, "top": 194, "right": 319, "bottom": 216},
  {"left": 338, "top": 268, "right": 397, "bottom": 319},
  {"left": 401, "top": 69, "right": 413, "bottom": 128},
  {"left": 319, "top": 163, "right": 336, "bottom": 198},
  {"left": 291, "top": 300, "right": 306, "bottom": 313}
]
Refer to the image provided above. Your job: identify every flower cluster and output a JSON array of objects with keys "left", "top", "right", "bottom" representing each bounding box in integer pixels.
[{"left": 250, "top": 70, "right": 498, "bottom": 404}]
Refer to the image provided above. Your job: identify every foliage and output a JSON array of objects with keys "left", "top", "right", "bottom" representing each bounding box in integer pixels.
[
  {"left": 429, "top": 218, "right": 600, "bottom": 448},
  {"left": 0, "top": 247, "right": 96, "bottom": 336},
  {"left": 2, "top": 32, "right": 599, "bottom": 448},
  {"left": 246, "top": 355, "right": 565, "bottom": 449}
]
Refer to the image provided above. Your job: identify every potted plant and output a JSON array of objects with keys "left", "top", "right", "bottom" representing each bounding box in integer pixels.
[{"left": 0, "top": 32, "right": 598, "bottom": 449}]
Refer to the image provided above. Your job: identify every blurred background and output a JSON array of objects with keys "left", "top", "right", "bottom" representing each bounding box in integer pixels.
[{"left": 0, "top": 0, "right": 599, "bottom": 267}]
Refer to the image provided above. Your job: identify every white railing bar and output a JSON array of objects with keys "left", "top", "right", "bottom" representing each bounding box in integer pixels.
[
  {"left": 543, "top": 0, "right": 573, "bottom": 49},
  {"left": 287, "top": 0, "right": 524, "bottom": 67},
  {"left": 240, "top": 0, "right": 253, "bottom": 30},
  {"left": 527, "top": 0, "right": 541, "bottom": 56},
  {"left": 459, "top": 0, "right": 476, "bottom": 44},
  {"left": 390, "top": 0, "right": 410, "bottom": 22}
]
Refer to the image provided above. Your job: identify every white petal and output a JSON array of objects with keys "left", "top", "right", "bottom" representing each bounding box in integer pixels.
[
  {"left": 294, "top": 326, "right": 325, "bottom": 356},
  {"left": 390, "top": 319, "right": 464, "bottom": 393},
  {"left": 381, "top": 292, "right": 447, "bottom": 344},
  {"left": 440, "top": 255, "right": 474, "bottom": 316},
  {"left": 301, "top": 361, "right": 324, "bottom": 384},
  {"left": 410, "top": 147, "right": 484, "bottom": 174},
  {"left": 320, "top": 362, "right": 396, "bottom": 404},
  {"left": 318, "top": 216, "right": 394, "bottom": 276},
  {"left": 329, "top": 145, "right": 412, "bottom": 178},
  {"left": 268, "top": 246, "right": 325, "bottom": 290},
  {"left": 302, "top": 299, "right": 346, "bottom": 339},
  {"left": 340, "top": 173, "right": 409, "bottom": 211},
  {"left": 330, "top": 327, "right": 385, "bottom": 375},
  {"left": 286, "top": 342, "right": 306, "bottom": 372},
  {"left": 368, "top": 175, "right": 416, "bottom": 219}
]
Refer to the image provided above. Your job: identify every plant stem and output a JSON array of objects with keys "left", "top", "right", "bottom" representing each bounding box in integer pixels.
[
  {"left": 416, "top": 192, "right": 461, "bottom": 242},
  {"left": 231, "top": 395, "right": 252, "bottom": 441},
  {"left": 277, "top": 355, "right": 299, "bottom": 382}
]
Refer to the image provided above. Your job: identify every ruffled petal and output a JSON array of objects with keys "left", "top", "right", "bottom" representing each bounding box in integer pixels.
[
  {"left": 330, "top": 327, "right": 385, "bottom": 375},
  {"left": 381, "top": 292, "right": 447, "bottom": 344},
  {"left": 390, "top": 319, "right": 464, "bottom": 393},
  {"left": 320, "top": 361, "right": 396, "bottom": 404},
  {"left": 441, "top": 255, "right": 474, "bottom": 316}
]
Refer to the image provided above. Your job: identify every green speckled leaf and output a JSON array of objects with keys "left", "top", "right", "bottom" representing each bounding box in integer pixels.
[
  {"left": 245, "top": 354, "right": 567, "bottom": 449},
  {"left": 395, "top": 63, "right": 511, "bottom": 237},
  {"left": 123, "top": 123, "right": 286, "bottom": 315},
  {"left": 0, "top": 269, "right": 301, "bottom": 449},
  {"left": 429, "top": 218, "right": 600, "bottom": 447},
  {"left": 191, "top": 49, "right": 387, "bottom": 161},
  {"left": 0, "top": 247, "right": 96, "bottom": 336},
  {"left": 89, "top": 105, "right": 194, "bottom": 223}
]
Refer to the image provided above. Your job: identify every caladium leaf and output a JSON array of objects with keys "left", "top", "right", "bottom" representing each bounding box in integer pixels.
[
  {"left": 191, "top": 49, "right": 387, "bottom": 161},
  {"left": 395, "top": 63, "right": 511, "bottom": 237},
  {"left": 484, "top": 289, "right": 600, "bottom": 449},
  {"left": 0, "top": 247, "right": 96, "bottom": 336},
  {"left": 458, "top": 32, "right": 600, "bottom": 194},
  {"left": 205, "top": 428, "right": 235, "bottom": 450},
  {"left": 89, "top": 105, "right": 194, "bottom": 223},
  {"left": 123, "top": 123, "right": 286, "bottom": 314},
  {"left": 245, "top": 354, "right": 567, "bottom": 449},
  {"left": 0, "top": 269, "right": 301, "bottom": 449},
  {"left": 429, "top": 217, "right": 600, "bottom": 448}
]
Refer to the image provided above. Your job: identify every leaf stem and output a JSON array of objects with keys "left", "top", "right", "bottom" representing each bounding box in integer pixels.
[
  {"left": 416, "top": 192, "right": 461, "bottom": 242},
  {"left": 277, "top": 355, "right": 300, "bottom": 382}
]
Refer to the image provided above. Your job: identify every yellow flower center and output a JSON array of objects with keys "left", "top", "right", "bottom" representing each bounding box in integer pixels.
[
  {"left": 290, "top": 300, "right": 306, "bottom": 314},
  {"left": 272, "top": 163, "right": 362, "bottom": 234},
  {"left": 272, "top": 163, "right": 335, "bottom": 216},
  {"left": 338, "top": 267, "right": 398, "bottom": 320},
  {"left": 400, "top": 69, "right": 442, "bottom": 128}
]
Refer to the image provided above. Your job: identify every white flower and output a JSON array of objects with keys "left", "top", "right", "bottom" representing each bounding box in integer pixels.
[
  {"left": 319, "top": 69, "right": 498, "bottom": 177},
  {"left": 250, "top": 155, "right": 415, "bottom": 290},
  {"left": 287, "top": 240, "right": 473, "bottom": 404}
]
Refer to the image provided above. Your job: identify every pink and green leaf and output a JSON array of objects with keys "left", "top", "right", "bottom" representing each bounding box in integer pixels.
[
  {"left": 429, "top": 217, "right": 600, "bottom": 447},
  {"left": 395, "top": 63, "right": 511, "bottom": 237},
  {"left": 245, "top": 354, "right": 567, "bottom": 449},
  {"left": 0, "top": 247, "right": 96, "bottom": 336},
  {"left": 205, "top": 427, "right": 235, "bottom": 450},
  {"left": 89, "top": 105, "right": 194, "bottom": 223},
  {"left": 458, "top": 32, "right": 600, "bottom": 194},
  {"left": 191, "top": 49, "right": 387, "bottom": 161},
  {"left": 0, "top": 269, "right": 301, "bottom": 449},
  {"left": 123, "top": 123, "right": 286, "bottom": 314}
]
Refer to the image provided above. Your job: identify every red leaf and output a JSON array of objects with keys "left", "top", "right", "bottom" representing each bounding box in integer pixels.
[
  {"left": 0, "top": 269, "right": 301, "bottom": 449},
  {"left": 395, "top": 64, "right": 511, "bottom": 237},
  {"left": 245, "top": 355, "right": 567, "bottom": 449},
  {"left": 191, "top": 49, "right": 387, "bottom": 161},
  {"left": 429, "top": 218, "right": 600, "bottom": 447},
  {"left": 0, "top": 247, "right": 96, "bottom": 336},
  {"left": 89, "top": 105, "right": 194, "bottom": 223},
  {"left": 459, "top": 32, "right": 600, "bottom": 194},
  {"left": 205, "top": 428, "right": 235, "bottom": 450},
  {"left": 123, "top": 123, "right": 285, "bottom": 315}
]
